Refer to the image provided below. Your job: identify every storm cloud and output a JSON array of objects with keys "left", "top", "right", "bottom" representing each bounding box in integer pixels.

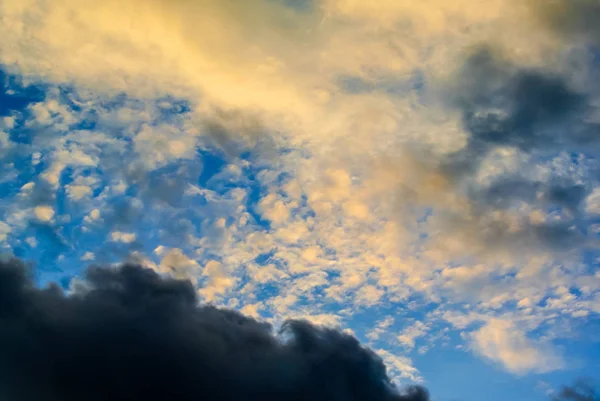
[
  {"left": 415, "top": 46, "right": 600, "bottom": 256},
  {"left": 0, "top": 258, "right": 429, "bottom": 401},
  {"left": 448, "top": 47, "right": 594, "bottom": 165}
]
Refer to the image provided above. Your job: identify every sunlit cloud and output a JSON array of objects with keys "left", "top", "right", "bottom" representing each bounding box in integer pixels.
[{"left": 0, "top": 0, "right": 599, "bottom": 397}]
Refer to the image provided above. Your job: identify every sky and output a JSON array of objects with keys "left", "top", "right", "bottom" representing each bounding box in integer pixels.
[{"left": 0, "top": 1, "right": 599, "bottom": 400}]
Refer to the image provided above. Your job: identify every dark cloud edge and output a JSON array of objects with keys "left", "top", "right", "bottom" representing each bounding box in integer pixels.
[{"left": 0, "top": 257, "right": 429, "bottom": 401}]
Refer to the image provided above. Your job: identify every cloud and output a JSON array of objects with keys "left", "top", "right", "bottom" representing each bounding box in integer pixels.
[
  {"left": 0, "top": 0, "right": 599, "bottom": 381},
  {"left": 197, "top": 260, "right": 237, "bottom": 302},
  {"left": 397, "top": 321, "right": 429, "bottom": 351},
  {"left": 376, "top": 349, "right": 423, "bottom": 383},
  {"left": 409, "top": 45, "right": 600, "bottom": 261},
  {"left": 0, "top": 258, "right": 428, "bottom": 401},
  {"left": 110, "top": 231, "right": 137, "bottom": 244},
  {"left": 448, "top": 47, "right": 592, "bottom": 155},
  {"left": 2, "top": 0, "right": 597, "bottom": 265},
  {"left": 471, "top": 318, "right": 564, "bottom": 374},
  {"left": 33, "top": 205, "right": 55, "bottom": 222},
  {"left": 585, "top": 188, "right": 600, "bottom": 215},
  {"left": 530, "top": 0, "right": 600, "bottom": 45},
  {"left": 154, "top": 247, "right": 200, "bottom": 280},
  {"left": 553, "top": 380, "right": 598, "bottom": 401},
  {"left": 0, "top": 221, "right": 10, "bottom": 242}
]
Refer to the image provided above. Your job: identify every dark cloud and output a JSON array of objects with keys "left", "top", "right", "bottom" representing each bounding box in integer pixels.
[
  {"left": 531, "top": 0, "right": 600, "bottom": 45},
  {"left": 203, "top": 110, "right": 265, "bottom": 159},
  {"left": 471, "top": 177, "right": 587, "bottom": 216},
  {"left": 438, "top": 47, "right": 597, "bottom": 209},
  {"left": 0, "top": 258, "right": 428, "bottom": 401},
  {"left": 554, "top": 380, "right": 598, "bottom": 401},
  {"left": 125, "top": 161, "right": 203, "bottom": 209},
  {"left": 446, "top": 47, "right": 598, "bottom": 191},
  {"left": 104, "top": 196, "right": 144, "bottom": 228},
  {"left": 450, "top": 48, "right": 590, "bottom": 156},
  {"left": 26, "top": 179, "right": 56, "bottom": 207},
  {"left": 421, "top": 47, "right": 600, "bottom": 254}
]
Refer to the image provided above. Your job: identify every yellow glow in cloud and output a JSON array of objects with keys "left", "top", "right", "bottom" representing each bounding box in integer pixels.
[
  {"left": 472, "top": 318, "right": 564, "bottom": 374},
  {"left": 34, "top": 205, "right": 55, "bottom": 222}
]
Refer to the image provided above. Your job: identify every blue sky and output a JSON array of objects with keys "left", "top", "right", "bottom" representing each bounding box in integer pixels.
[{"left": 1, "top": 1, "right": 599, "bottom": 400}]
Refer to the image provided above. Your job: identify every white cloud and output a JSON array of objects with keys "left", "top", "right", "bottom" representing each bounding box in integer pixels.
[
  {"left": 376, "top": 348, "right": 422, "bottom": 384},
  {"left": 197, "top": 260, "right": 236, "bottom": 302},
  {"left": 0, "top": 221, "right": 10, "bottom": 242},
  {"left": 258, "top": 194, "right": 292, "bottom": 225},
  {"left": 471, "top": 318, "right": 564, "bottom": 374},
  {"left": 354, "top": 285, "right": 384, "bottom": 307},
  {"left": 397, "top": 321, "right": 429, "bottom": 350},
  {"left": 367, "top": 316, "right": 394, "bottom": 341},
  {"left": 239, "top": 303, "right": 263, "bottom": 319},
  {"left": 247, "top": 263, "right": 289, "bottom": 284},
  {"left": 65, "top": 176, "right": 99, "bottom": 202},
  {"left": 34, "top": 206, "right": 55, "bottom": 222},
  {"left": 25, "top": 237, "right": 38, "bottom": 248},
  {"left": 156, "top": 248, "right": 200, "bottom": 282},
  {"left": 110, "top": 231, "right": 137, "bottom": 243},
  {"left": 0, "top": 131, "right": 12, "bottom": 151},
  {"left": 133, "top": 124, "right": 197, "bottom": 170},
  {"left": 28, "top": 97, "right": 77, "bottom": 130},
  {"left": 585, "top": 188, "right": 600, "bottom": 215}
]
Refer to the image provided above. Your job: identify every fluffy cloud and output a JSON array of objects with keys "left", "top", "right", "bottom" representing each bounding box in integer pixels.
[
  {"left": 110, "top": 231, "right": 137, "bottom": 243},
  {"left": 471, "top": 318, "right": 564, "bottom": 374},
  {"left": 0, "top": 221, "right": 10, "bottom": 242},
  {"left": 33, "top": 205, "right": 55, "bottom": 222},
  {"left": 397, "top": 321, "right": 429, "bottom": 351}
]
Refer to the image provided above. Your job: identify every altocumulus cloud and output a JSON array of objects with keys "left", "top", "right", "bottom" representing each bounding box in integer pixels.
[
  {"left": 1, "top": 0, "right": 600, "bottom": 387},
  {"left": 0, "top": 258, "right": 429, "bottom": 401}
]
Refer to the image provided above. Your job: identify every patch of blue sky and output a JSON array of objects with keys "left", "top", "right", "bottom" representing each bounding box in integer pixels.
[
  {"left": 197, "top": 151, "right": 229, "bottom": 188},
  {"left": 254, "top": 282, "right": 282, "bottom": 302},
  {"left": 241, "top": 171, "right": 273, "bottom": 230},
  {"left": 0, "top": 68, "right": 47, "bottom": 117},
  {"left": 533, "top": 330, "right": 600, "bottom": 393},
  {"left": 347, "top": 301, "right": 434, "bottom": 335},
  {"left": 0, "top": 162, "right": 34, "bottom": 201},
  {"left": 416, "top": 344, "right": 550, "bottom": 401}
]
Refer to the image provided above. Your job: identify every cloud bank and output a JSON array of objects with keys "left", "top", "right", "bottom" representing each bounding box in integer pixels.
[{"left": 0, "top": 258, "right": 428, "bottom": 401}]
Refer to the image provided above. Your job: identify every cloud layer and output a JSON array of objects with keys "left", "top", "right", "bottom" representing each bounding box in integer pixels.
[{"left": 1, "top": 0, "right": 599, "bottom": 386}]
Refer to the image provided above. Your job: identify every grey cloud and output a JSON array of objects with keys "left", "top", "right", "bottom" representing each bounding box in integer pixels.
[
  {"left": 203, "top": 109, "right": 265, "bottom": 158},
  {"left": 26, "top": 179, "right": 56, "bottom": 207},
  {"left": 532, "top": 0, "right": 600, "bottom": 45},
  {"left": 446, "top": 48, "right": 598, "bottom": 197},
  {"left": 0, "top": 258, "right": 429, "bottom": 401},
  {"left": 471, "top": 177, "right": 587, "bottom": 215},
  {"left": 125, "top": 162, "right": 203, "bottom": 209},
  {"left": 415, "top": 47, "right": 600, "bottom": 255},
  {"left": 450, "top": 48, "right": 590, "bottom": 155},
  {"left": 104, "top": 197, "right": 144, "bottom": 228},
  {"left": 554, "top": 380, "right": 598, "bottom": 401}
]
